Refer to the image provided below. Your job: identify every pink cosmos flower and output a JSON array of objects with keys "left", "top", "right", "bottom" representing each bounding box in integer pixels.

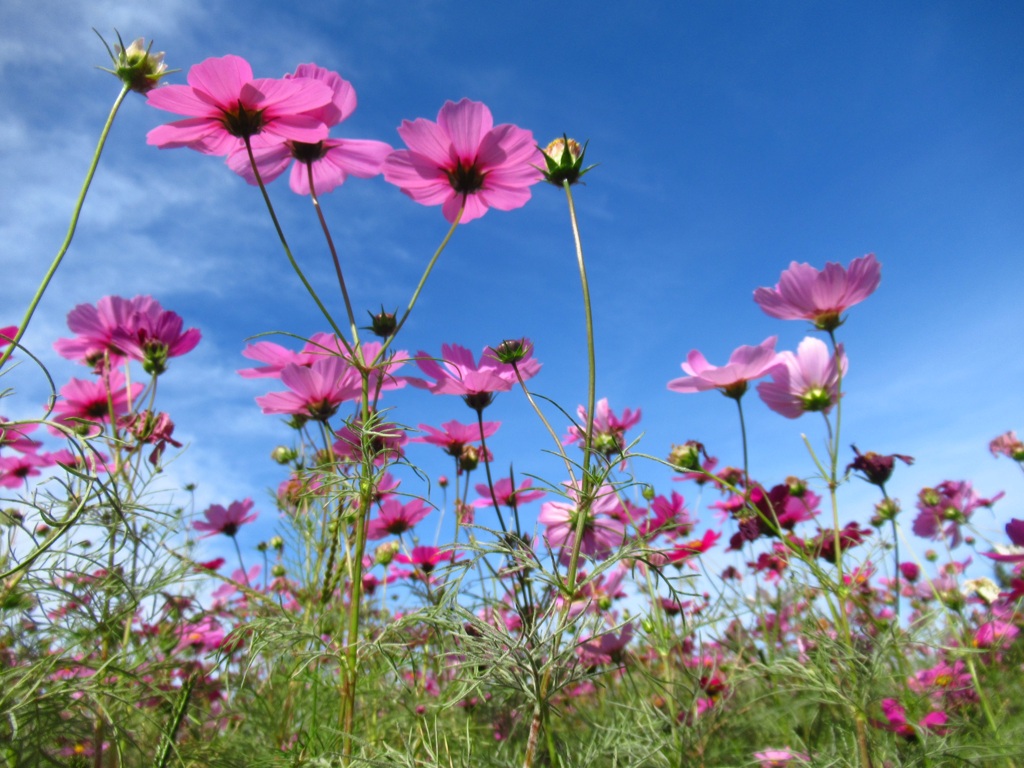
[
  {"left": 637, "top": 491, "right": 693, "bottom": 539},
  {"left": 753, "top": 748, "right": 810, "bottom": 767},
  {"left": 412, "top": 419, "right": 500, "bottom": 456},
  {"left": 110, "top": 302, "right": 201, "bottom": 375},
  {"left": 578, "top": 622, "right": 633, "bottom": 665},
  {"left": 51, "top": 371, "right": 144, "bottom": 435},
  {"left": 876, "top": 698, "right": 948, "bottom": 740},
  {"left": 538, "top": 483, "right": 627, "bottom": 561},
  {"left": 193, "top": 498, "right": 257, "bottom": 538},
  {"left": 395, "top": 545, "right": 455, "bottom": 575},
  {"left": 366, "top": 498, "right": 432, "bottom": 540},
  {"left": 912, "top": 480, "right": 1003, "bottom": 548},
  {"left": 472, "top": 477, "right": 546, "bottom": 509},
  {"left": 756, "top": 337, "right": 847, "bottom": 418},
  {"left": 753, "top": 253, "right": 881, "bottom": 331},
  {"left": 227, "top": 63, "right": 392, "bottom": 194},
  {"left": 667, "top": 337, "right": 780, "bottom": 399},
  {"left": 407, "top": 342, "right": 541, "bottom": 410},
  {"left": 255, "top": 356, "right": 363, "bottom": 422},
  {"left": 0, "top": 451, "right": 54, "bottom": 488},
  {"left": 0, "top": 418, "right": 42, "bottom": 454},
  {"left": 0, "top": 325, "right": 16, "bottom": 350},
  {"left": 54, "top": 295, "right": 159, "bottom": 368},
  {"left": 147, "top": 55, "right": 335, "bottom": 156},
  {"left": 563, "top": 398, "right": 641, "bottom": 456},
  {"left": 989, "top": 430, "right": 1024, "bottom": 461},
  {"left": 983, "top": 518, "right": 1024, "bottom": 563},
  {"left": 383, "top": 98, "right": 542, "bottom": 223}
]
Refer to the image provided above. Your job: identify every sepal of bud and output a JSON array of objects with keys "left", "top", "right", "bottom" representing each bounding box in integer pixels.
[
  {"left": 539, "top": 136, "right": 596, "bottom": 186},
  {"left": 364, "top": 306, "right": 398, "bottom": 339},
  {"left": 97, "top": 31, "right": 172, "bottom": 94}
]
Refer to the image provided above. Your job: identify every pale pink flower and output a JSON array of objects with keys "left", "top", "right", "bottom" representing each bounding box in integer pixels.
[
  {"left": 757, "top": 337, "right": 847, "bottom": 418},
  {"left": 563, "top": 398, "right": 641, "bottom": 456},
  {"left": 667, "top": 337, "right": 780, "bottom": 399},
  {"left": 407, "top": 342, "right": 541, "bottom": 410},
  {"left": 193, "top": 499, "right": 257, "bottom": 538},
  {"left": 753, "top": 253, "right": 881, "bottom": 330},
  {"left": 912, "top": 480, "right": 1003, "bottom": 548},
  {"left": 383, "top": 98, "right": 542, "bottom": 223},
  {"left": 473, "top": 477, "right": 545, "bottom": 509},
  {"left": 227, "top": 63, "right": 392, "bottom": 194},
  {"left": 146, "top": 55, "right": 334, "bottom": 155},
  {"left": 753, "top": 748, "right": 809, "bottom": 767},
  {"left": 989, "top": 430, "right": 1024, "bottom": 461},
  {"left": 538, "top": 483, "right": 627, "bottom": 561}
]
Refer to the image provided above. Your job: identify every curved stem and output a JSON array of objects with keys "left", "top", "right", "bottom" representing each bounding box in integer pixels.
[
  {"left": 244, "top": 137, "right": 344, "bottom": 340},
  {"left": 373, "top": 206, "right": 463, "bottom": 365},
  {"left": 0, "top": 86, "right": 130, "bottom": 371},
  {"left": 307, "top": 163, "right": 359, "bottom": 351}
]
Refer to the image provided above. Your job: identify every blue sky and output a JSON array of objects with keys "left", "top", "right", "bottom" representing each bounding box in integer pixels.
[{"left": 2, "top": 1, "right": 1022, "bottom": 570}]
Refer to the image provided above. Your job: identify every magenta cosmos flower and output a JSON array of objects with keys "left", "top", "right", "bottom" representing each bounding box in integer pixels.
[
  {"left": 912, "top": 480, "right": 1003, "bottom": 548},
  {"left": 984, "top": 518, "right": 1024, "bottom": 563},
  {"left": 753, "top": 253, "right": 881, "bottom": 331},
  {"left": 756, "top": 337, "right": 847, "bottom": 419},
  {"left": 51, "top": 371, "right": 144, "bottom": 435},
  {"left": 366, "top": 497, "right": 432, "bottom": 540},
  {"left": 55, "top": 295, "right": 159, "bottom": 368},
  {"left": 411, "top": 419, "right": 500, "bottom": 456},
  {"left": 407, "top": 342, "right": 541, "bottom": 411},
  {"left": 383, "top": 98, "right": 543, "bottom": 223},
  {"left": 227, "top": 64, "right": 392, "bottom": 194},
  {"left": 146, "top": 55, "right": 334, "bottom": 155},
  {"left": 193, "top": 498, "right": 258, "bottom": 538},
  {"left": 564, "top": 397, "right": 641, "bottom": 456},
  {"left": 110, "top": 301, "right": 201, "bottom": 375},
  {"left": 667, "top": 337, "right": 780, "bottom": 400},
  {"left": 255, "top": 356, "right": 362, "bottom": 422},
  {"left": 538, "top": 483, "right": 627, "bottom": 561}
]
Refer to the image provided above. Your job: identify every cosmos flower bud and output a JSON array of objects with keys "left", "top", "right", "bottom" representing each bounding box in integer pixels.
[
  {"left": 99, "top": 33, "right": 170, "bottom": 94},
  {"left": 492, "top": 338, "right": 531, "bottom": 365},
  {"left": 365, "top": 306, "right": 398, "bottom": 339},
  {"left": 272, "top": 564, "right": 287, "bottom": 578},
  {"left": 271, "top": 446, "right": 297, "bottom": 464},
  {"left": 540, "top": 136, "right": 594, "bottom": 186},
  {"left": 375, "top": 541, "right": 399, "bottom": 565},
  {"left": 459, "top": 444, "right": 481, "bottom": 472},
  {"left": 667, "top": 441, "right": 707, "bottom": 473},
  {"left": 269, "top": 536, "right": 284, "bottom": 551}
]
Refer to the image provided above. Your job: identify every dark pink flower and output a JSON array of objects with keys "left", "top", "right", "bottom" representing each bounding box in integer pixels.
[
  {"left": 255, "top": 356, "right": 362, "bottom": 422},
  {"left": 51, "top": 371, "right": 144, "bottom": 435},
  {"left": 118, "top": 410, "right": 183, "bottom": 465},
  {"left": 395, "top": 545, "right": 454, "bottom": 575},
  {"left": 912, "top": 481, "right": 1003, "bottom": 548},
  {"left": 637, "top": 491, "right": 693, "bottom": 539},
  {"left": 847, "top": 446, "right": 914, "bottom": 488},
  {"left": 366, "top": 498, "right": 432, "bottom": 540},
  {"left": 983, "top": 518, "right": 1024, "bottom": 563},
  {"left": 407, "top": 342, "right": 541, "bottom": 411},
  {"left": 667, "top": 337, "right": 780, "bottom": 400},
  {"left": 538, "top": 483, "right": 627, "bottom": 561},
  {"left": 0, "top": 418, "right": 42, "bottom": 454},
  {"left": 875, "top": 698, "right": 948, "bottom": 740},
  {"left": 753, "top": 253, "right": 881, "bottom": 331},
  {"left": 193, "top": 499, "right": 257, "bottom": 538},
  {"left": 110, "top": 303, "right": 200, "bottom": 375},
  {"left": 54, "top": 295, "right": 158, "bottom": 368},
  {"left": 383, "top": 98, "right": 542, "bottom": 223},
  {"left": 227, "top": 63, "right": 392, "bottom": 194},
  {"left": 147, "top": 55, "right": 335, "bottom": 155},
  {"left": 756, "top": 337, "right": 846, "bottom": 418},
  {"left": 412, "top": 419, "right": 500, "bottom": 456},
  {"left": 0, "top": 325, "right": 17, "bottom": 351},
  {"left": 563, "top": 397, "right": 641, "bottom": 456}
]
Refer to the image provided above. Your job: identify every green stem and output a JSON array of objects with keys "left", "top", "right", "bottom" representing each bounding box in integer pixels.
[
  {"left": 373, "top": 206, "right": 463, "bottom": 365},
  {"left": 0, "top": 86, "right": 130, "bottom": 371},
  {"left": 244, "top": 138, "right": 344, "bottom": 339},
  {"left": 306, "top": 163, "right": 359, "bottom": 353}
]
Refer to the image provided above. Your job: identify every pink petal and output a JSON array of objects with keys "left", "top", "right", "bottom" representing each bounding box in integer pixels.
[{"left": 437, "top": 99, "right": 493, "bottom": 162}]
